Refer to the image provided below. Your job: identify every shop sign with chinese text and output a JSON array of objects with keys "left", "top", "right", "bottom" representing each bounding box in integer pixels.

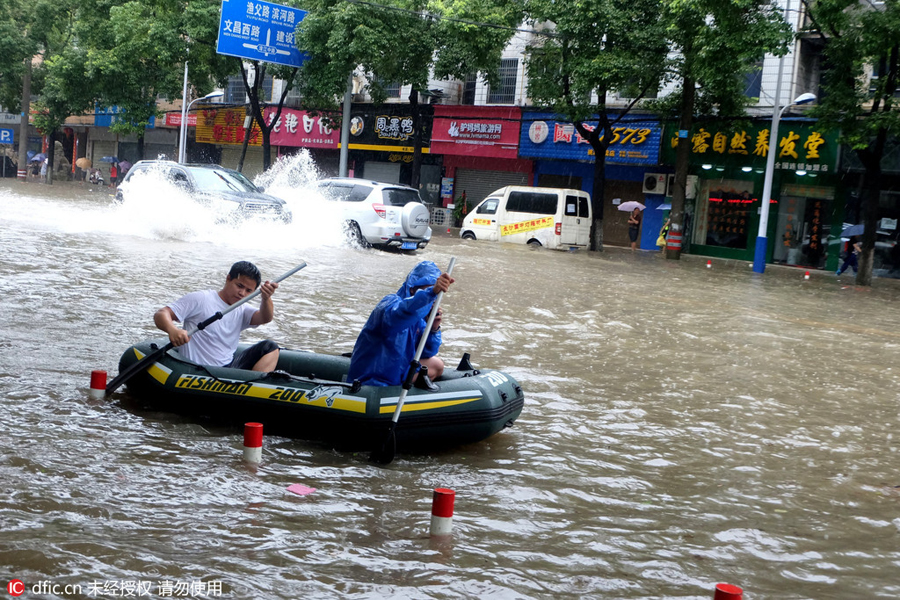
[
  {"left": 518, "top": 112, "right": 662, "bottom": 166},
  {"left": 195, "top": 108, "right": 262, "bottom": 146},
  {"left": 431, "top": 106, "right": 521, "bottom": 159},
  {"left": 662, "top": 120, "right": 838, "bottom": 173},
  {"left": 347, "top": 105, "right": 433, "bottom": 153},
  {"left": 264, "top": 107, "right": 339, "bottom": 148}
]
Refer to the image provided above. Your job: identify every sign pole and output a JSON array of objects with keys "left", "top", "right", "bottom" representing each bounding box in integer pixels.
[
  {"left": 179, "top": 60, "right": 189, "bottom": 163},
  {"left": 339, "top": 73, "right": 352, "bottom": 177}
]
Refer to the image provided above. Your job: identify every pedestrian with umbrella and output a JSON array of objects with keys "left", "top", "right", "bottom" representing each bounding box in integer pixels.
[
  {"left": 75, "top": 157, "right": 91, "bottom": 183},
  {"left": 617, "top": 200, "right": 645, "bottom": 251}
]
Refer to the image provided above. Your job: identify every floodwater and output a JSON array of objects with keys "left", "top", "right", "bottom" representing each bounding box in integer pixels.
[{"left": 1, "top": 164, "right": 899, "bottom": 600}]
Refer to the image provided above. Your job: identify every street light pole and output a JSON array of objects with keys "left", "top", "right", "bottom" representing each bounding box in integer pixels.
[
  {"left": 752, "top": 91, "right": 816, "bottom": 273},
  {"left": 178, "top": 91, "right": 224, "bottom": 164}
]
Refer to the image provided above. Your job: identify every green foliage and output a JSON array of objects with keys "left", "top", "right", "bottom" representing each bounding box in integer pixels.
[
  {"left": 656, "top": 0, "right": 792, "bottom": 119},
  {"left": 295, "top": 0, "right": 522, "bottom": 110},
  {"left": 524, "top": 0, "right": 670, "bottom": 123},
  {"left": 805, "top": 0, "right": 900, "bottom": 150}
]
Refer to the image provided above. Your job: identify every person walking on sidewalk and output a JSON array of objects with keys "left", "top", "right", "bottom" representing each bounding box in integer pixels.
[{"left": 837, "top": 236, "right": 861, "bottom": 276}]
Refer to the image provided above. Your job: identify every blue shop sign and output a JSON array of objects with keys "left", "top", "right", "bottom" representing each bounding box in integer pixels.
[
  {"left": 95, "top": 106, "right": 155, "bottom": 128},
  {"left": 217, "top": 0, "right": 308, "bottom": 68},
  {"left": 519, "top": 112, "right": 661, "bottom": 166}
]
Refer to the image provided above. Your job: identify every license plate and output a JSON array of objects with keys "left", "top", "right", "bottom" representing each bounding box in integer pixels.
[{"left": 401, "top": 242, "right": 417, "bottom": 250}]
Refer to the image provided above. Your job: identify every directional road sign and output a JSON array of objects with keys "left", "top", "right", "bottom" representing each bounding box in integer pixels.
[{"left": 217, "top": 0, "right": 308, "bottom": 68}]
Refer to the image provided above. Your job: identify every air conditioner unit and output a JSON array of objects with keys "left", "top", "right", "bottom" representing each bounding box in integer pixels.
[
  {"left": 642, "top": 173, "right": 667, "bottom": 194},
  {"left": 665, "top": 174, "right": 699, "bottom": 199}
]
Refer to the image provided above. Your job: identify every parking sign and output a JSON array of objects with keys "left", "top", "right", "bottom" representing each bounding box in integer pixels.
[{"left": 0, "top": 128, "right": 13, "bottom": 144}]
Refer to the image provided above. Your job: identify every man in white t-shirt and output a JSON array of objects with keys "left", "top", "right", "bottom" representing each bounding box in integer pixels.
[{"left": 153, "top": 261, "right": 280, "bottom": 372}]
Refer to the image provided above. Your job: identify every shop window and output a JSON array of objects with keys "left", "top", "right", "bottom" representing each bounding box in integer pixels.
[
  {"left": 691, "top": 179, "right": 754, "bottom": 249},
  {"left": 225, "top": 76, "right": 245, "bottom": 103},
  {"left": 488, "top": 59, "right": 518, "bottom": 105},
  {"left": 743, "top": 61, "right": 763, "bottom": 99},
  {"left": 462, "top": 73, "right": 477, "bottom": 105}
]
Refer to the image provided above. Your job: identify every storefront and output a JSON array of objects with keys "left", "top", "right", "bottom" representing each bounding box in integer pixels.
[
  {"left": 663, "top": 119, "right": 840, "bottom": 268},
  {"left": 265, "top": 106, "right": 341, "bottom": 176},
  {"left": 345, "top": 104, "right": 442, "bottom": 204},
  {"left": 430, "top": 105, "right": 532, "bottom": 210},
  {"left": 193, "top": 106, "right": 264, "bottom": 175},
  {"left": 518, "top": 112, "right": 666, "bottom": 249}
]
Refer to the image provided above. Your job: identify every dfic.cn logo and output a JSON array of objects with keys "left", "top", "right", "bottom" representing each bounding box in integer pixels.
[{"left": 7, "top": 579, "right": 25, "bottom": 597}]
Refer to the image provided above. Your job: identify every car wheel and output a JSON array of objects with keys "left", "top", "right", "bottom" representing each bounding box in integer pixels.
[
  {"left": 462, "top": 231, "right": 476, "bottom": 240},
  {"left": 527, "top": 239, "right": 542, "bottom": 247},
  {"left": 345, "top": 221, "right": 370, "bottom": 248},
  {"left": 401, "top": 203, "right": 431, "bottom": 238}
]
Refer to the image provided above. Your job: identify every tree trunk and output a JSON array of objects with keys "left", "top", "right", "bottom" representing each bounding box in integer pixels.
[
  {"left": 17, "top": 58, "right": 31, "bottom": 181},
  {"left": 575, "top": 116, "right": 611, "bottom": 252},
  {"left": 666, "top": 73, "right": 695, "bottom": 261},
  {"left": 855, "top": 134, "right": 886, "bottom": 287},
  {"left": 46, "top": 130, "right": 56, "bottom": 185}
]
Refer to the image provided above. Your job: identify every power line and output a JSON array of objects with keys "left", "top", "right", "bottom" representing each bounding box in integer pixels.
[{"left": 343, "top": 0, "right": 556, "bottom": 37}]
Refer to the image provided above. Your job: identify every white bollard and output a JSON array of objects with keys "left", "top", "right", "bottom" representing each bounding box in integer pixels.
[{"left": 430, "top": 488, "right": 455, "bottom": 536}]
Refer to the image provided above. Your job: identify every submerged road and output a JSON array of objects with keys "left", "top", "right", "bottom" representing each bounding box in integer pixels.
[{"left": 1, "top": 177, "right": 899, "bottom": 599}]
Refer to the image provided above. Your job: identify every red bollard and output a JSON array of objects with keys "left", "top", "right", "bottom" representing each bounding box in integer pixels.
[
  {"left": 713, "top": 583, "right": 743, "bottom": 600},
  {"left": 243, "top": 422, "right": 263, "bottom": 463},
  {"left": 89, "top": 370, "right": 107, "bottom": 399},
  {"left": 430, "top": 488, "right": 455, "bottom": 536},
  {"left": 707, "top": 260, "right": 712, "bottom": 268},
  {"left": 804, "top": 271, "right": 810, "bottom": 280}
]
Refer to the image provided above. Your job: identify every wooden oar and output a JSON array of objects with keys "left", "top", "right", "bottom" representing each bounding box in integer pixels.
[
  {"left": 105, "top": 261, "right": 307, "bottom": 396},
  {"left": 371, "top": 257, "right": 456, "bottom": 464}
]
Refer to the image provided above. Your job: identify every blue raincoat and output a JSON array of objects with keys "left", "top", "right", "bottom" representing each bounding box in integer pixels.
[{"left": 347, "top": 261, "right": 443, "bottom": 386}]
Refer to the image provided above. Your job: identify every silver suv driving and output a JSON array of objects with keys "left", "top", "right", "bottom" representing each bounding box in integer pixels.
[
  {"left": 313, "top": 178, "right": 432, "bottom": 251},
  {"left": 115, "top": 160, "right": 292, "bottom": 223}
]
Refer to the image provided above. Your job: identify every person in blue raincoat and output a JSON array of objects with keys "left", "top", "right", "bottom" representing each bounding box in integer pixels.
[{"left": 348, "top": 261, "right": 455, "bottom": 387}]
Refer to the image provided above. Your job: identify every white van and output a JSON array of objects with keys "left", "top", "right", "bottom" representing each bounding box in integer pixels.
[{"left": 459, "top": 186, "right": 592, "bottom": 249}]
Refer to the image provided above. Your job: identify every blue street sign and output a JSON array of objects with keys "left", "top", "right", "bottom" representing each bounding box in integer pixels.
[
  {"left": 217, "top": 0, "right": 308, "bottom": 68},
  {"left": 0, "top": 128, "right": 13, "bottom": 144}
]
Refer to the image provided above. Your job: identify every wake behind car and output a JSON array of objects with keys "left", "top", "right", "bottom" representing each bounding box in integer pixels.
[
  {"left": 115, "top": 160, "right": 291, "bottom": 223},
  {"left": 310, "top": 177, "right": 432, "bottom": 251}
]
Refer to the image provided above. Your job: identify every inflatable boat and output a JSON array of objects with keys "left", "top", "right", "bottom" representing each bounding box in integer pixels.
[{"left": 117, "top": 340, "right": 525, "bottom": 453}]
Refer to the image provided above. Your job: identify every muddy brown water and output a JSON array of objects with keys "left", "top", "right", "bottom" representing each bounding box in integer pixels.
[{"left": 1, "top": 179, "right": 899, "bottom": 599}]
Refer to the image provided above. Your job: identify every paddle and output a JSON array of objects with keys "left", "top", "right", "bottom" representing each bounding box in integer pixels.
[
  {"left": 371, "top": 257, "right": 457, "bottom": 464},
  {"left": 105, "top": 261, "right": 308, "bottom": 396}
]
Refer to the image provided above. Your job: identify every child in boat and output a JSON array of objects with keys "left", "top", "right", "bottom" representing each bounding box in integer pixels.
[
  {"left": 153, "top": 261, "right": 281, "bottom": 372},
  {"left": 348, "top": 261, "right": 454, "bottom": 387}
]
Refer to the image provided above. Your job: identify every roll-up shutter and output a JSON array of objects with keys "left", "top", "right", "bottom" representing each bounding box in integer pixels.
[
  {"left": 90, "top": 141, "right": 117, "bottom": 181},
  {"left": 220, "top": 146, "right": 265, "bottom": 179},
  {"left": 454, "top": 169, "right": 529, "bottom": 206},
  {"left": 362, "top": 161, "right": 401, "bottom": 184}
]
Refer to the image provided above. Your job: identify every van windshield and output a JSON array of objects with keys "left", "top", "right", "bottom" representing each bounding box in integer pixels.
[{"left": 477, "top": 198, "right": 500, "bottom": 214}]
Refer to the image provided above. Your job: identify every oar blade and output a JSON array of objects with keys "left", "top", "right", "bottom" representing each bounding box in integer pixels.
[
  {"left": 370, "top": 423, "right": 397, "bottom": 465},
  {"left": 104, "top": 343, "right": 171, "bottom": 395}
]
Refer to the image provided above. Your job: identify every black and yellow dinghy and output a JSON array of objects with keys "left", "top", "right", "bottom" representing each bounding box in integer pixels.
[{"left": 117, "top": 340, "right": 525, "bottom": 452}]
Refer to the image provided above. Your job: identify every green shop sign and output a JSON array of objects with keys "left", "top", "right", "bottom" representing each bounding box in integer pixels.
[{"left": 662, "top": 120, "right": 839, "bottom": 175}]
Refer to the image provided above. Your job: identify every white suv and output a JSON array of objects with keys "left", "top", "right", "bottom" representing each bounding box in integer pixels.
[{"left": 313, "top": 178, "right": 432, "bottom": 251}]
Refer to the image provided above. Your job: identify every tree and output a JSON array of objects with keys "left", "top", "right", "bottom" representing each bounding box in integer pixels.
[
  {"left": 803, "top": 0, "right": 900, "bottom": 286},
  {"left": 524, "top": 0, "right": 670, "bottom": 251},
  {"left": 84, "top": 0, "right": 236, "bottom": 161},
  {"left": 655, "top": 0, "right": 792, "bottom": 260},
  {"left": 236, "top": 60, "right": 297, "bottom": 172},
  {"left": 296, "top": 0, "right": 522, "bottom": 187}
]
